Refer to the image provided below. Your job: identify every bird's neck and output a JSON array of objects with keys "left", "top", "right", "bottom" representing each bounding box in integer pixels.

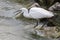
[
  {"left": 24, "top": 9, "right": 28, "bottom": 14},
  {"left": 23, "top": 9, "right": 30, "bottom": 18}
]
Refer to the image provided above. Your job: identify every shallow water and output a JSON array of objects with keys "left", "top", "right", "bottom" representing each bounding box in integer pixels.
[{"left": 0, "top": 0, "right": 59, "bottom": 40}]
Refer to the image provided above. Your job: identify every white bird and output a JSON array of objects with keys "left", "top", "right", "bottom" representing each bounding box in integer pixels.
[{"left": 15, "top": 7, "right": 55, "bottom": 28}]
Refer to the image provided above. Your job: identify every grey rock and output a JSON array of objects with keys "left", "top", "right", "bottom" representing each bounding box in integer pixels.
[{"left": 48, "top": 2, "right": 60, "bottom": 11}]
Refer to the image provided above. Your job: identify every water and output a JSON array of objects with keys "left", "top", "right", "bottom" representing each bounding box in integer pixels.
[{"left": 0, "top": 0, "right": 59, "bottom": 40}]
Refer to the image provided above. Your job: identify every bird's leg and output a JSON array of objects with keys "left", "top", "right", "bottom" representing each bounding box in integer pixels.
[
  {"left": 40, "top": 19, "right": 48, "bottom": 29},
  {"left": 40, "top": 22, "right": 46, "bottom": 29},
  {"left": 34, "top": 19, "right": 40, "bottom": 28},
  {"left": 34, "top": 20, "right": 38, "bottom": 28}
]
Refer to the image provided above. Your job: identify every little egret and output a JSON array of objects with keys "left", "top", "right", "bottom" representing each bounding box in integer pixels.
[{"left": 15, "top": 7, "right": 55, "bottom": 28}]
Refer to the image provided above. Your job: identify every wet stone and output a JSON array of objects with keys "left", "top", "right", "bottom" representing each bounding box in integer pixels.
[
  {"left": 34, "top": 24, "right": 60, "bottom": 38},
  {"left": 48, "top": 2, "right": 60, "bottom": 11}
]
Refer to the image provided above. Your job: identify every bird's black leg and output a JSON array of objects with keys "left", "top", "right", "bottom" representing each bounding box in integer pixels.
[
  {"left": 40, "top": 19, "right": 48, "bottom": 29},
  {"left": 34, "top": 21, "right": 38, "bottom": 28},
  {"left": 34, "top": 19, "right": 39, "bottom": 28}
]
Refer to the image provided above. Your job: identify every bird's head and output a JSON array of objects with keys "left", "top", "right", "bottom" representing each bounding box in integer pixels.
[
  {"left": 20, "top": 8, "right": 27, "bottom": 13},
  {"left": 14, "top": 8, "right": 27, "bottom": 15}
]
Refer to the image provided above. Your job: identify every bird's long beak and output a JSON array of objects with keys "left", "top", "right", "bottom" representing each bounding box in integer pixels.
[{"left": 14, "top": 10, "right": 22, "bottom": 15}]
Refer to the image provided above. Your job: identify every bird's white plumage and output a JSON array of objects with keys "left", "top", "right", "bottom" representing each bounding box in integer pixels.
[
  {"left": 17, "top": 7, "right": 55, "bottom": 28},
  {"left": 20, "top": 7, "right": 54, "bottom": 19}
]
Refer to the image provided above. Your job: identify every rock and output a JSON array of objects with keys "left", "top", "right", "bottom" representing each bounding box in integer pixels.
[
  {"left": 34, "top": 25, "right": 60, "bottom": 38},
  {"left": 51, "top": 32, "right": 60, "bottom": 38},
  {"left": 34, "top": 0, "right": 54, "bottom": 8},
  {"left": 56, "top": 4, "right": 60, "bottom": 10},
  {"left": 28, "top": 3, "right": 40, "bottom": 9},
  {"left": 35, "top": 30, "right": 46, "bottom": 37},
  {"left": 48, "top": 2, "right": 60, "bottom": 11},
  {"left": 43, "top": 27, "right": 56, "bottom": 31}
]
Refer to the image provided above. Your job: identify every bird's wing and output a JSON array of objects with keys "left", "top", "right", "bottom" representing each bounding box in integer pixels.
[{"left": 29, "top": 7, "right": 54, "bottom": 19}]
